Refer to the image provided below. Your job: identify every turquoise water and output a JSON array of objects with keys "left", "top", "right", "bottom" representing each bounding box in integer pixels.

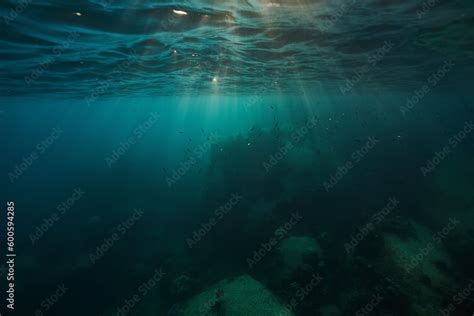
[{"left": 1, "top": 1, "right": 474, "bottom": 315}]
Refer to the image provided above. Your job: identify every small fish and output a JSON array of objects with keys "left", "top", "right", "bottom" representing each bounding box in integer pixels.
[
  {"left": 179, "top": 131, "right": 183, "bottom": 134},
  {"left": 201, "top": 128, "right": 204, "bottom": 133}
]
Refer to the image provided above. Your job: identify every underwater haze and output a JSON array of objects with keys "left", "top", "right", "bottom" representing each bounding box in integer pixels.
[{"left": 1, "top": 0, "right": 474, "bottom": 315}]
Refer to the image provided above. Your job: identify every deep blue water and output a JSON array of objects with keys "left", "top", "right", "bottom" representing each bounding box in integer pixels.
[{"left": 1, "top": 1, "right": 474, "bottom": 316}]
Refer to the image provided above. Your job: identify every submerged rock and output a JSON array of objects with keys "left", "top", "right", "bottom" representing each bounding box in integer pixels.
[
  {"left": 182, "top": 274, "right": 294, "bottom": 316},
  {"left": 377, "top": 220, "right": 455, "bottom": 314}
]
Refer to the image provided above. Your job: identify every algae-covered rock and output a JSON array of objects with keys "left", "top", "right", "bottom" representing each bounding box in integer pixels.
[
  {"left": 383, "top": 221, "right": 453, "bottom": 286},
  {"left": 377, "top": 220, "right": 455, "bottom": 314},
  {"left": 182, "top": 274, "right": 294, "bottom": 316}
]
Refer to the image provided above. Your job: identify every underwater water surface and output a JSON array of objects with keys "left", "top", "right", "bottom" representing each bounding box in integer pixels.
[{"left": 1, "top": 0, "right": 474, "bottom": 316}]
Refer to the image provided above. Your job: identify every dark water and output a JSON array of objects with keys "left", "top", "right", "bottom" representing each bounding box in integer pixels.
[{"left": 1, "top": 0, "right": 474, "bottom": 316}]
